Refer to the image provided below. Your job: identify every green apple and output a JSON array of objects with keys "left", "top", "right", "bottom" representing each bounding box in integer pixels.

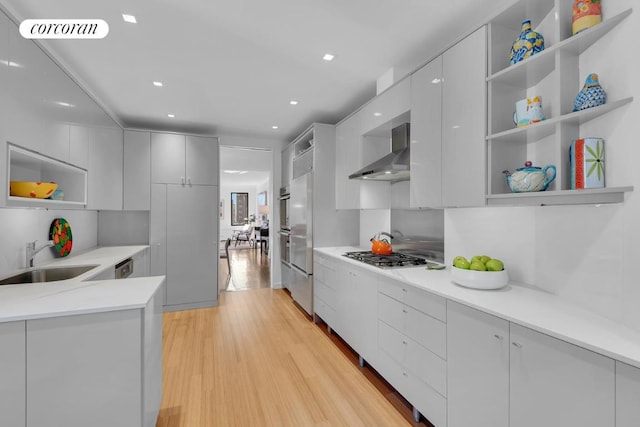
[
  {"left": 471, "top": 255, "right": 492, "bottom": 265},
  {"left": 453, "top": 257, "right": 471, "bottom": 269},
  {"left": 485, "top": 259, "right": 504, "bottom": 271},
  {"left": 470, "top": 261, "right": 487, "bottom": 271}
]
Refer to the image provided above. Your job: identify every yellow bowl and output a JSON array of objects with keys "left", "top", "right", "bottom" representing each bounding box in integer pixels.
[{"left": 10, "top": 181, "right": 58, "bottom": 199}]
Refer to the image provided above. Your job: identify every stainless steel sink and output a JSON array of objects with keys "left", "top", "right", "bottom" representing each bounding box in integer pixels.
[{"left": 0, "top": 265, "right": 99, "bottom": 285}]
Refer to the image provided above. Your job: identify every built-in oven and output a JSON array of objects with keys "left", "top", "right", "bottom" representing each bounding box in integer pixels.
[
  {"left": 279, "top": 186, "right": 290, "bottom": 232},
  {"left": 279, "top": 230, "right": 290, "bottom": 265}
]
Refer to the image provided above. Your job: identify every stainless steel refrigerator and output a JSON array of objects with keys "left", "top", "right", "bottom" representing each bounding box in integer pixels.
[{"left": 289, "top": 149, "right": 313, "bottom": 315}]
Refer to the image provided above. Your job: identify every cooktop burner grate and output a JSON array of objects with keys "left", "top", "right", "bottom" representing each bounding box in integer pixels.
[{"left": 342, "top": 251, "right": 431, "bottom": 268}]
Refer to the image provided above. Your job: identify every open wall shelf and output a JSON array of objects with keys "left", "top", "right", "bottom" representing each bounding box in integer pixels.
[{"left": 7, "top": 143, "right": 87, "bottom": 207}]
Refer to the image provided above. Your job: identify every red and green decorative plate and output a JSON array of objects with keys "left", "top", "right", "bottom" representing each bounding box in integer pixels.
[{"left": 49, "top": 218, "right": 73, "bottom": 257}]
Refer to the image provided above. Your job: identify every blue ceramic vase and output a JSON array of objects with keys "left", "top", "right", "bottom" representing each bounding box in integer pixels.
[
  {"left": 573, "top": 73, "right": 606, "bottom": 111},
  {"left": 510, "top": 20, "right": 545, "bottom": 65}
]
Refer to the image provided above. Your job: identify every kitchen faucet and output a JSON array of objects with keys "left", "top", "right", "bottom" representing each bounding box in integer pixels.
[{"left": 26, "top": 240, "right": 54, "bottom": 268}]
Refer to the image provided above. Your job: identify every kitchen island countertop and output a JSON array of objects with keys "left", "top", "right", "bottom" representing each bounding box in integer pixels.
[
  {"left": 316, "top": 246, "right": 640, "bottom": 369},
  {"left": 0, "top": 246, "right": 163, "bottom": 322}
]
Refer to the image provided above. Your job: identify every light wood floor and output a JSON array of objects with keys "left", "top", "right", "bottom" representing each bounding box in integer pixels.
[{"left": 158, "top": 247, "right": 431, "bottom": 426}]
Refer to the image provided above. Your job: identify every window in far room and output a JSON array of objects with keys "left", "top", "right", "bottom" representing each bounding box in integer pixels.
[{"left": 231, "top": 192, "right": 249, "bottom": 226}]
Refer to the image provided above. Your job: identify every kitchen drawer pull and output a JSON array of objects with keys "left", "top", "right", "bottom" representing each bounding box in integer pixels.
[
  {"left": 402, "top": 372, "right": 408, "bottom": 377},
  {"left": 512, "top": 342, "right": 523, "bottom": 348},
  {"left": 402, "top": 288, "right": 408, "bottom": 292},
  {"left": 402, "top": 309, "right": 408, "bottom": 314},
  {"left": 494, "top": 334, "right": 504, "bottom": 341},
  {"left": 402, "top": 340, "right": 408, "bottom": 345}
]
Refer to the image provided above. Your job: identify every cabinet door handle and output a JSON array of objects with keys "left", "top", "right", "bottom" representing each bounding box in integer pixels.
[
  {"left": 494, "top": 334, "right": 504, "bottom": 341},
  {"left": 402, "top": 340, "right": 408, "bottom": 345},
  {"left": 181, "top": 176, "right": 185, "bottom": 185},
  {"left": 402, "top": 309, "right": 408, "bottom": 314},
  {"left": 188, "top": 177, "right": 192, "bottom": 185},
  {"left": 402, "top": 288, "right": 407, "bottom": 292},
  {"left": 512, "top": 342, "right": 523, "bottom": 348},
  {"left": 402, "top": 372, "right": 408, "bottom": 377}
]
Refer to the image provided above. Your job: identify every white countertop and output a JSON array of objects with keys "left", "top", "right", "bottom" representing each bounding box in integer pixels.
[
  {"left": 316, "top": 246, "right": 640, "bottom": 369},
  {"left": 0, "top": 246, "right": 164, "bottom": 322}
]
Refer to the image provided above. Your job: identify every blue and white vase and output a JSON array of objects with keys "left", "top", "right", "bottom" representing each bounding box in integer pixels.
[
  {"left": 573, "top": 73, "right": 606, "bottom": 112},
  {"left": 510, "top": 20, "right": 545, "bottom": 65}
]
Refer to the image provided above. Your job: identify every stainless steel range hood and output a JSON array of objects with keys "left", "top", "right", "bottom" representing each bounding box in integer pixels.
[{"left": 349, "top": 123, "right": 410, "bottom": 182}]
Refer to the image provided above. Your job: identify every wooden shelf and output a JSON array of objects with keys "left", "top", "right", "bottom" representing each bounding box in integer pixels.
[
  {"left": 488, "top": 8, "right": 633, "bottom": 88},
  {"left": 486, "top": 186, "right": 633, "bottom": 206},
  {"left": 486, "top": 97, "right": 634, "bottom": 143}
]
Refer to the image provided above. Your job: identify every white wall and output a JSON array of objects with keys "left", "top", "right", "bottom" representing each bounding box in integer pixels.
[
  {"left": 446, "top": 0, "right": 640, "bottom": 330},
  {"left": 0, "top": 209, "right": 98, "bottom": 275}
]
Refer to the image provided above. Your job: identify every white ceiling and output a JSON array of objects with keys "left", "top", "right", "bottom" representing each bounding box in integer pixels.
[
  {"left": 220, "top": 146, "right": 271, "bottom": 187},
  {"left": 0, "top": 0, "right": 515, "bottom": 141}
]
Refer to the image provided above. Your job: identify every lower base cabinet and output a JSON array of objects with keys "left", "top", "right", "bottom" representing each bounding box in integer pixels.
[
  {"left": 616, "top": 361, "right": 640, "bottom": 427},
  {"left": 0, "top": 321, "right": 26, "bottom": 427},
  {"left": 447, "top": 301, "right": 615, "bottom": 427},
  {"left": 26, "top": 287, "right": 163, "bottom": 427}
]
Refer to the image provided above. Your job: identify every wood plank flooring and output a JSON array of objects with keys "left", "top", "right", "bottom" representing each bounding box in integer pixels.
[{"left": 158, "top": 247, "right": 432, "bottom": 426}]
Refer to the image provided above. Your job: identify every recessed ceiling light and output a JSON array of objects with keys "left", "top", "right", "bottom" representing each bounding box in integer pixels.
[
  {"left": 373, "top": 112, "right": 382, "bottom": 117},
  {"left": 431, "top": 78, "right": 442, "bottom": 84},
  {"left": 153, "top": 81, "right": 163, "bottom": 87},
  {"left": 223, "top": 170, "right": 248, "bottom": 175},
  {"left": 289, "top": 100, "right": 298, "bottom": 105},
  {"left": 322, "top": 53, "right": 335, "bottom": 61},
  {"left": 122, "top": 14, "right": 137, "bottom": 23},
  {"left": 272, "top": 125, "right": 279, "bottom": 129},
  {"left": 0, "top": 60, "right": 22, "bottom": 68},
  {"left": 167, "top": 114, "right": 175, "bottom": 118},
  {"left": 55, "top": 101, "right": 74, "bottom": 107}
]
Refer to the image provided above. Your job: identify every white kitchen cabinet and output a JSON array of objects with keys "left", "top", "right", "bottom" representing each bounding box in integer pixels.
[
  {"left": 510, "top": 323, "right": 614, "bottom": 427},
  {"left": 377, "top": 278, "right": 447, "bottom": 426},
  {"left": 447, "top": 301, "right": 615, "bottom": 427},
  {"left": 0, "top": 321, "right": 26, "bottom": 427},
  {"left": 26, "top": 286, "right": 163, "bottom": 427},
  {"left": 281, "top": 142, "right": 294, "bottom": 190},
  {"left": 75, "top": 124, "right": 124, "bottom": 210},
  {"left": 151, "top": 133, "right": 218, "bottom": 185},
  {"left": 447, "top": 301, "right": 509, "bottom": 427},
  {"left": 313, "top": 253, "right": 339, "bottom": 329},
  {"left": 165, "top": 184, "right": 218, "bottom": 308},
  {"left": 616, "top": 361, "right": 640, "bottom": 427},
  {"left": 359, "top": 78, "right": 411, "bottom": 136},
  {"left": 410, "top": 56, "right": 443, "bottom": 208},
  {"left": 131, "top": 247, "right": 150, "bottom": 278},
  {"left": 486, "top": 2, "right": 633, "bottom": 206},
  {"left": 150, "top": 184, "right": 167, "bottom": 303},
  {"left": 335, "top": 113, "right": 362, "bottom": 209},
  {"left": 124, "top": 130, "right": 151, "bottom": 210},
  {"left": 441, "top": 25, "right": 487, "bottom": 207},
  {"left": 335, "top": 263, "right": 378, "bottom": 366}
]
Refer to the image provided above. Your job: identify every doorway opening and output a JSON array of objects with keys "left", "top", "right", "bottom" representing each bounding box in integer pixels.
[{"left": 218, "top": 145, "right": 272, "bottom": 291}]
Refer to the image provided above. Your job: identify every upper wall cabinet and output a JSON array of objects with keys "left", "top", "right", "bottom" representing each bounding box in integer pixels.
[
  {"left": 280, "top": 142, "right": 294, "bottom": 190},
  {"left": 410, "top": 27, "right": 487, "bottom": 209},
  {"left": 76, "top": 125, "right": 123, "bottom": 211},
  {"left": 486, "top": 1, "right": 633, "bottom": 206},
  {"left": 124, "top": 130, "right": 151, "bottom": 211},
  {"left": 335, "top": 78, "right": 410, "bottom": 210},
  {"left": 151, "top": 133, "right": 218, "bottom": 185},
  {"left": 410, "top": 56, "right": 443, "bottom": 208},
  {"left": 442, "top": 26, "right": 487, "bottom": 208}
]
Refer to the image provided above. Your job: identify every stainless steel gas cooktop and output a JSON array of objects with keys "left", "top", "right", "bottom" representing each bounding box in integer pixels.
[{"left": 343, "top": 251, "right": 438, "bottom": 269}]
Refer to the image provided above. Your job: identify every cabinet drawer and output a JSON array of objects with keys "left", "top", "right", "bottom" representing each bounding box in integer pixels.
[
  {"left": 314, "top": 257, "right": 337, "bottom": 289},
  {"left": 314, "top": 296, "right": 337, "bottom": 328},
  {"left": 379, "top": 278, "right": 446, "bottom": 322},
  {"left": 378, "top": 321, "right": 446, "bottom": 397},
  {"left": 314, "top": 279, "right": 337, "bottom": 309},
  {"left": 377, "top": 350, "right": 447, "bottom": 427},
  {"left": 378, "top": 293, "right": 446, "bottom": 359}
]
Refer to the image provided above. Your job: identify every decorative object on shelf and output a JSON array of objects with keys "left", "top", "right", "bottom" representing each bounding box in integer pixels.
[
  {"left": 573, "top": 73, "right": 606, "bottom": 111},
  {"left": 570, "top": 137, "right": 605, "bottom": 189},
  {"left": 49, "top": 217, "right": 73, "bottom": 257},
  {"left": 509, "top": 19, "right": 545, "bottom": 64},
  {"left": 9, "top": 181, "right": 57, "bottom": 199},
  {"left": 50, "top": 189, "right": 64, "bottom": 201},
  {"left": 503, "top": 161, "right": 557, "bottom": 192},
  {"left": 573, "top": 0, "right": 602, "bottom": 35},
  {"left": 513, "top": 96, "right": 546, "bottom": 127}
]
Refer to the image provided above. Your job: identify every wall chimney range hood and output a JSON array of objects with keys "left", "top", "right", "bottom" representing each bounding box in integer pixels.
[{"left": 349, "top": 123, "right": 410, "bottom": 182}]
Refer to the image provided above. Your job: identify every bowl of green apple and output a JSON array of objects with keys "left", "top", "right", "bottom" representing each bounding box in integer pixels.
[{"left": 451, "top": 255, "right": 509, "bottom": 290}]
